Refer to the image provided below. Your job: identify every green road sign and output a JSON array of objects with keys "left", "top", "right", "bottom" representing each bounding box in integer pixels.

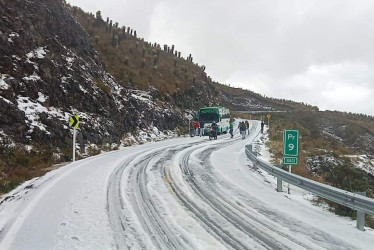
[
  {"left": 283, "top": 156, "right": 298, "bottom": 165},
  {"left": 283, "top": 130, "right": 299, "bottom": 156}
]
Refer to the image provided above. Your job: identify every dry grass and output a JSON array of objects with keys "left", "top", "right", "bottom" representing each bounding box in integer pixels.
[
  {"left": 0, "top": 144, "right": 55, "bottom": 194},
  {"left": 95, "top": 77, "right": 112, "bottom": 96},
  {"left": 72, "top": 9, "right": 209, "bottom": 95}
]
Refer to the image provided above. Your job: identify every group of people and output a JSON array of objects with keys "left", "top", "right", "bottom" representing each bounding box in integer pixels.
[
  {"left": 193, "top": 120, "right": 205, "bottom": 136},
  {"left": 239, "top": 121, "right": 250, "bottom": 139},
  {"left": 192, "top": 119, "right": 261, "bottom": 139}
]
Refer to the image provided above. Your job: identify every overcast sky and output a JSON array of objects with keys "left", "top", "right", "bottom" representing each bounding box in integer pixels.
[{"left": 67, "top": 0, "right": 374, "bottom": 116}]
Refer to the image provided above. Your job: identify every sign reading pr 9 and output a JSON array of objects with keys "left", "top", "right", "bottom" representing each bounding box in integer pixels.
[{"left": 283, "top": 130, "right": 299, "bottom": 156}]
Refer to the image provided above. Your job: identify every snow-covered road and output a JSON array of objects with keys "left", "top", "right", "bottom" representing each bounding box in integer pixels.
[{"left": 0, "top": 121, "right": 373, "bottom": 249}]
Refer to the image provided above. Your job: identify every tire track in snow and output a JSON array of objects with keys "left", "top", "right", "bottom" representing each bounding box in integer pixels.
[
  {"left": 107, "top": 148, "right": 183, "bottom": 249},
  {"left": 169, "top": 121, "right": 355, "bottom": 250},
  {"left": 107, "top": 143, "right": 204, "bottom": 249},
  {"left": 166, "top": 122, "right": 325, "bottom": 249},
  {"left": 170, "top": 144, "right": 285, "bottom": 249}
]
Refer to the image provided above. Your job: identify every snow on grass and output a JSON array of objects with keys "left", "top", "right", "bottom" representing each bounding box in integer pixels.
[
  {"left": 7, "top": 32, "right": 19, "bottom": 43},
  {"left": 62, "top": 55, "right": 75, "bottom": 70},
  {"left": 60, "top": 77, "right": 68, "bottom": 93},
  {"left": 130, "top": 90, "right": 154, "bottom": 106},
  {"left": 9, "top": 32, "right": 19, "bottom": 38},
  {"left": 17, "top": 96, "right": 50, "bottom": 134},
  {"left": 0, "top": 130, "right": 13, "bottom": 144},
  {"left": 0, "top": 74, "right": 11, "bottom": 90},
  {"left": 37, "top": 92, "right": 47, "bottom": 103},
  {"left": 322, "top": 129, "right": 344, "bottom": 142},
  {"left": 26, "top": 47, "right": 47, "bottom": 59},
  {"left": 346, "top": 155, "right": 374, "bottom": 176},
  {"left": 0, "top": 96, "right": 13, "bottom": 105},
  {"left": 23, "top": 73, "right": 41, "bottom": 82},
  {"left": 78, "top": 84, "right": 88, "bottom": 94}
]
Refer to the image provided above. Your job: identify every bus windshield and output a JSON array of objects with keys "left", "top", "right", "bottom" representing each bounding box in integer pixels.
[{"left": 199, "top": 113, "right": 219, "bottom": 123}]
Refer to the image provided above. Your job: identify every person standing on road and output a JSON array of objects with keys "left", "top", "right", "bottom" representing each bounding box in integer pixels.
[
  {"left": 211, "top": 121, "right": 218, "bottom": 139},
  {"left": 229, "top": 120, "right": 234, "bottom": 138},
  {"left": 240, "top": 121, "right": 247, "bottom": 139},
  {"left": 199, "top": 121, "right": 205, "bottom": 136},
  {"left": 193, "top": 120, "right": 200, "bottom": 136},
  {"left": 245, "top": 120, "right": 249, "bottom": 135},
  {"left": 261, "top": 121, "right": 265, "bottom": 134}
]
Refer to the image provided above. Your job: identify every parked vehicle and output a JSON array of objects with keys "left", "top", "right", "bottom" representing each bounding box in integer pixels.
[{"left": 198, "top": 106, "right": 230, "bottom": 136}]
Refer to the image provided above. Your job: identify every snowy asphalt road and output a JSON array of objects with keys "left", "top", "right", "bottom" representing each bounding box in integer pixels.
[{"left": 0, "top": 121, "right": 373, "bottom": 249}]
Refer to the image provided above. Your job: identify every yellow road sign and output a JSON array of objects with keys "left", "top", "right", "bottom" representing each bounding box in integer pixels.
[
  {"left": 267, "top": 114, "right": 271, "bottom": 119},
  {"left": 69, "top": 115, "right": 79, "bottom": 128}
]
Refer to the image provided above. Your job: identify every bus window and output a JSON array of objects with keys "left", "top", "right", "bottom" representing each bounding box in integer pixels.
[{"left": 199, "top": 113, "right": 219, "bottom": 123}]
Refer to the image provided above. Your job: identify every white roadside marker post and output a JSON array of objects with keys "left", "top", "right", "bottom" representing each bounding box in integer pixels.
[
  {"left": 73, "top": 127, "right": 76, "bottom": 162},
  {"left": 69, "top": 115, "right": 80, "bottom": 162},
  {"left": 186, "top": 113, "right": 193, "bottom": 137},
  {"left": 356, "top": 191, "right": 366, "bottom": 231},
  {"left": 288, "top": 165, "right": 292, "bottom": 194},
  {"left": 189, "top": 120, "right": 191, "bottom": 137}
]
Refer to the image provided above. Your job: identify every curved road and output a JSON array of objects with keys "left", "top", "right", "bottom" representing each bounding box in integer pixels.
[{"left": 0, "top": 121, "right": 372, "bottom": 249}]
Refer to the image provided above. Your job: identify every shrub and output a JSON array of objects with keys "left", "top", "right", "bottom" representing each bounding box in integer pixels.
[
  {"left": 0, "top": 143, "right": 55, "bottom": 195},
  {"left": 95, "top": 78, "right": 112, "bottom": 96}
]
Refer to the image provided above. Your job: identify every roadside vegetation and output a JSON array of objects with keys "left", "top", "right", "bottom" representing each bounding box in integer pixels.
[
  {"left": 0, "top": 141, "right": 55, "bottom": 194},
  {"left": 70, "top": 7, "right": 211, "bottom": 95},
  {"left": 0, "top": 140, "right": 117, "bottom": 195},
  {"left": 237, "top": 111, "right": 374, "bottom": 228}
]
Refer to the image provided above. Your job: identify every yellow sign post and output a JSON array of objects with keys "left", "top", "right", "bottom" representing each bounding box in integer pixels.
[
  {"left": 69, "top": 115, "right": 79, "bottom": 161},
  {"left": 267, "top": 114, "right": 271, "bottom": 127}
]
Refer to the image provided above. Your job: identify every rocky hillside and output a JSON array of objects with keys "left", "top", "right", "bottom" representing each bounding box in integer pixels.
[{"left": 0, "top": 0, "right": 187, "bottom": 151}]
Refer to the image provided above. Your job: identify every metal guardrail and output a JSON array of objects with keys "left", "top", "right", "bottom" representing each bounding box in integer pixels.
[{"left": 245, "top": 145, "right": 374, "bottom": 217}]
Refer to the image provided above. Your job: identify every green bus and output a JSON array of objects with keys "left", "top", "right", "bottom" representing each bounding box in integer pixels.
[{"left": 198, "top": 106, "right": 230, "bottom": 135}]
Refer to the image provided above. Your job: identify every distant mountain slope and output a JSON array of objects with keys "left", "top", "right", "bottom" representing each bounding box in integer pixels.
[
  {"left": 215, "top": 83, "right": 319, "bottom": 111},
  {"left": 70, "top": 6, "right": 318, "bottom": 113}
]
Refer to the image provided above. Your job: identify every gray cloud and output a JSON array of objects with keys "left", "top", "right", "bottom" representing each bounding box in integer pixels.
[{"left": 67, "top": 0, "right": 374, "bottom": 115}]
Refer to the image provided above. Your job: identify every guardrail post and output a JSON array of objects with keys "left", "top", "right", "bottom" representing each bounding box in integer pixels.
[
  {"left": 277, "top": 178, "right": 282, "bottom": 192},
  {"left": 287, "top": 165, "right": 292, "bottom": 194},
  {"left": 247, "top": 144, "right": 258, "bottom": 157},
  {"left": 356, "top": 191, "right": 366, "bottom": 231},
  {"left": 274, "top": 165, "right": 283, "bottom": 192}
]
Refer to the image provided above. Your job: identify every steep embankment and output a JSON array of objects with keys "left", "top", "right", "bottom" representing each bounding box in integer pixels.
[
  {"left": 0, "top": 0, "right": 189, "bottom": 190},
  {"left": 0, "top": 0, "right": 184, "bottom": 150}
]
